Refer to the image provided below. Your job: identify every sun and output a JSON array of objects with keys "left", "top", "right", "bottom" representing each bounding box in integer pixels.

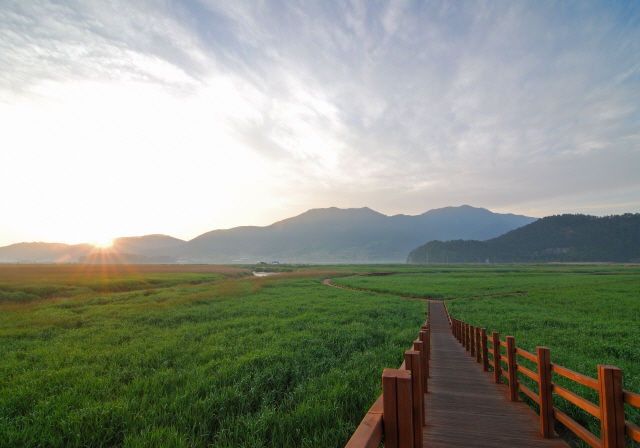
[{"left": 92, "top": 238, "right": 114, "bottom": 249}]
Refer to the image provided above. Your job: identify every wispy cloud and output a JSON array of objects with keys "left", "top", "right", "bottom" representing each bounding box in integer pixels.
[{"left": 0, "top": 0, "right": 209, "bottom": 95}]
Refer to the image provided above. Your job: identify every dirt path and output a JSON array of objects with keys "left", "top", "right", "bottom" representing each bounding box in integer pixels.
[{"left": 322, "top": 277, "right": 430, "bottom": 301}]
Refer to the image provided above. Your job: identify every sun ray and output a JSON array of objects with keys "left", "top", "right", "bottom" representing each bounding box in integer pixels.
[{"left": 92, "top": 238, "right": 114, "bottom": 249}]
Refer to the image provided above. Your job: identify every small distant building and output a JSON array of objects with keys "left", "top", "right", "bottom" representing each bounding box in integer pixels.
[{"left": 271, "top": 261, "right": 279, "bottom": 264}]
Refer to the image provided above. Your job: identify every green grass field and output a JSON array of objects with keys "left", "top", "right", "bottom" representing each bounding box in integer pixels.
[
  {"left": 333, "top": 264, "right": 640, "bottom": 446},
  {"left": 0, "top": 265, "right": 425, "bottom": 447},
  {"left": 331, "top": 264, "right": 640, "bottom": 299},
  {"left": 3, "top": 263, "right": 639, "bottom": 447}
]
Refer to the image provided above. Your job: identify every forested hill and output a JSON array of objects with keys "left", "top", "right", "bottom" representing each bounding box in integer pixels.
[{"left": 406, "top": 213, "right": 640, "bottom": 263}]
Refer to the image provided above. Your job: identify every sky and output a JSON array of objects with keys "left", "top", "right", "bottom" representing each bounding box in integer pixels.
[{"left": 1, "top": 0, "right": 639, "bottom": 247}]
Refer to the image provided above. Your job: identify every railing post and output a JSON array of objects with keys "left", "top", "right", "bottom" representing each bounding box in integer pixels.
[
  {"left": 383, "top": 369, "right": 414, "bottom": 448},
  {"left": 426, "top": 303, "right": 430, "bottom": 327},
  {"left": 421, "top": 325, "right": 430, "bottom": 356},
  {"left": 383, "top": 369, "right": 399, "bottom": 448},
  {"left": 397, "top": 370, "right": 414, "bottom": 448},
  {"left": 465, "top": 323, "right": 470, "bottom": 351},
  {"left": 419, "top": 331, "right": 429, "bottom": 386},
  {"left": 475, "top": 326, "right": 481, "bottom": 363},
  {"left": 481, "top": 328, "right": 488, "bottom": 371},
  {"left": 405, "top": 351, "right": 423, "bottom": 448},
  {"left": 537, "top": 347, "right": 554, "bottom": 438},
  {"left": 598, "top": 365, "right": 625, "bottom": 448},
  {"left": 426, "top": 327, "right": 431, "bottom": 374},
  {"left": 414, "top": 340, "right": 427, "bottom": 397},
  {"left": 492, "top": 332, "right": 501, "bottom": 383},
  {"left": 470, "top": 325, "right": 476, "bottom": 357},
  {"left": 506, "top": 336, "right": 518, "bottom": 401}
]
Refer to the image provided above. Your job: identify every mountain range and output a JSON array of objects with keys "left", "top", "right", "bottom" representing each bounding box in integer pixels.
[
  {"left": 407, "top": 213, "right": 640, "bottom": 263},
  {"left": 0, "top": 205, "right": 536, "bottom": 263},
  {"left": 0, "top": 235, "right": 186, "bottom": 264}
]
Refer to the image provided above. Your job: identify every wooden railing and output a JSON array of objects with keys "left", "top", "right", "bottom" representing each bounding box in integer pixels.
[
  {"left": 345, "top": 302, "right": 432, "bottom": 448},
  {"left": 449, "top": 316, "right": 640, "bottom": 448}
]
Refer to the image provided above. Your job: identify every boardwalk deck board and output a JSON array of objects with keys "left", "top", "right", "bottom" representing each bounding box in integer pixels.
[{"left": 424, "top": 301, "right": 570, "bottom": 447}]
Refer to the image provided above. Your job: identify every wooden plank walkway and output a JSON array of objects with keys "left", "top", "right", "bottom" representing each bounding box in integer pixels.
[{"left": 424, "top": 301, "right": 569, "bottom": 447}]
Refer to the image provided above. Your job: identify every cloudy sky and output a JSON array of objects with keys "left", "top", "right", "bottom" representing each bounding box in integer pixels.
[{"left": 1, "top": 1, "right": 639, "bottom": 246}]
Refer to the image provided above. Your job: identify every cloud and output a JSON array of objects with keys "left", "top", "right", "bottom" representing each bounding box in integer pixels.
[
  {"left": 221, "top": 1, "right": 639, "bottom": 217},
  {"left": 0, "top": 0, "right": 210, "bottom": 95},
  {"left": 1, "top": 0, "right": 639, "bottom": 245}
]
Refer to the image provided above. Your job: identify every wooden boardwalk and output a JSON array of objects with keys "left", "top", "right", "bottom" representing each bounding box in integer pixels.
[{"left": 424, "top": 301, "right": 569, "bottom": 447}]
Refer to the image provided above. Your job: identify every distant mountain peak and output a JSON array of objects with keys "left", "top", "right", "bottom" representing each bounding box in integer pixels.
[{"left": 272, "top": 206, "right": 387, "bottom": 226}]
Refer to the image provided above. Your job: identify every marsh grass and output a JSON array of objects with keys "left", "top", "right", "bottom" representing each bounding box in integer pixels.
[
  {"left": 332, "top": 265, "right": 640, "bottom": 299},
  {"left": 0, "top": 267, "right": 425, "bottom": 447},
  {"left": 0, "top": 264, "right": 250, "bottom": 304}
]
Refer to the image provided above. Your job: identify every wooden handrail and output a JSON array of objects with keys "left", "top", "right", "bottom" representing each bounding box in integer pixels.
[
  {"left": 553, "top": 407, "right": 602, "bottom": 448},
  {"left": 452, "top": 317, "right": 640, "bottom": 447},
  {"left": 518, "top": 383, "right": 540, "bottom": 404},
  {"left": 552, "top": 383, "right": 600, "bottom": 418},
  {"left": 626, "top": 420, "right": 640, "bottom": 443},
  {"left": 551, "top": 363, "right": 599, "bottom": 391},
  {"left": 516, "top": 347, "right": 537, "bottom": 363},
  {"left": 624, "top": 390, "right": 640, "bottom": 407},
  {"left": 351, "top": 311, "right": 640, "bottom": 448},
  {"left": 347, "top": 318, "right": 429, "bottom": 448},
  {"left": 345, "top": 395, "right": 384, "bottom": 448},
  {"left": 516, "top": 364, "right": 539, "bottom": 382},
  {"left": 442, "top": 301, "right": 452, "bottom": 326}
]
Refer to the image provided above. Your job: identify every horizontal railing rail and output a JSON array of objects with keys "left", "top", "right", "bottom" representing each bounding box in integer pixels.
[{"left": 449, "top": 316, "right": 640, "bottom": 447}]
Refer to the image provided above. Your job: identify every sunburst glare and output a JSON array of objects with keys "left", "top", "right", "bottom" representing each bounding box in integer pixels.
[{"left": 92, "top": 238, "right": 114, "bottom": 249}]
